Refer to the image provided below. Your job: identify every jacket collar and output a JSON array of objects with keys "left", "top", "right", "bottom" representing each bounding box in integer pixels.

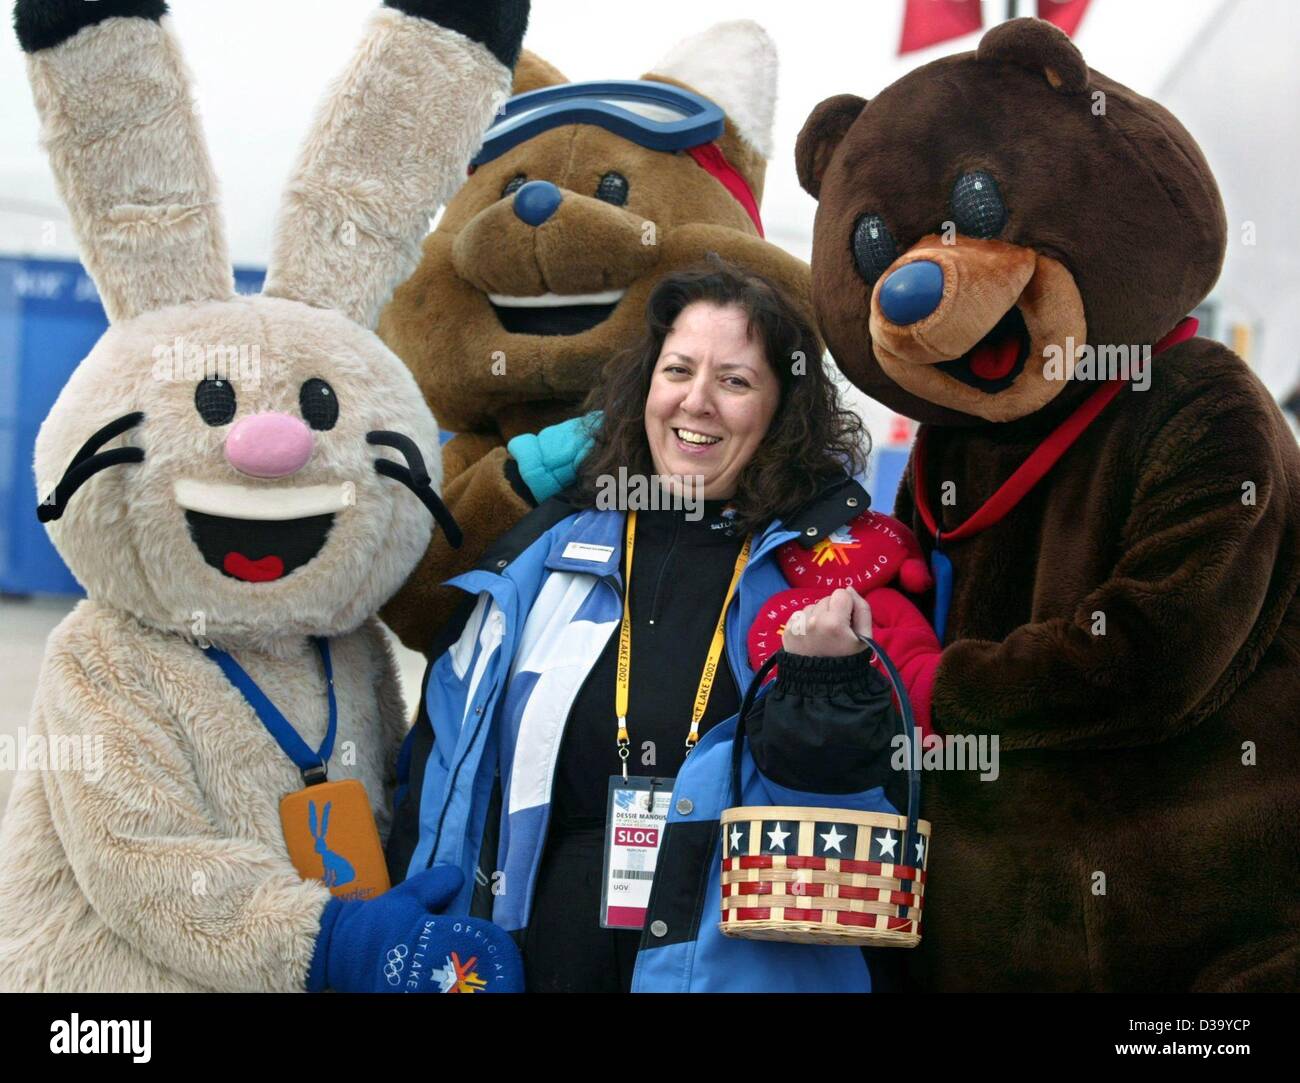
[
  {"left": 475, "top": 473, "right": 870, "bottom": 575},
  {"left": 542, "top": 508, "right": 624, "bottom": 577},
  {"left": 778, "top": 474, "right": 871, "bottom": 549}
]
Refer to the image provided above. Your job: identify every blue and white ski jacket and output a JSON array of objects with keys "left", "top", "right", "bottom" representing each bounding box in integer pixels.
[{"left": 387, "top": 476, "right": 903, "bottom": 992}]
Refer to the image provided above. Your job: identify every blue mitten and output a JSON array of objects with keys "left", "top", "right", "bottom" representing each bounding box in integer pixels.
[
  {"left": 307, "top": 864, "right": 523, "bottom": 993},
  {"left": 507, "top": 411, "right": 600, "bottom": 504}
]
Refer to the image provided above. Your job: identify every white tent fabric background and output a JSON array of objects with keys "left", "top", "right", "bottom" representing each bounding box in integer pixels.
[{"left": 0, "top": 0, "right": 1294, "bottom": 396}]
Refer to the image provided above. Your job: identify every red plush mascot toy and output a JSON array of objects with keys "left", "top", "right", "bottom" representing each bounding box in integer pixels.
[{"left": 747, "top": 510, "right": 941, "bottom": 735}]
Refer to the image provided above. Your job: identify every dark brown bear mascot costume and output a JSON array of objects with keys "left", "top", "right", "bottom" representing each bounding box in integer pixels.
[{"left": 797, "top": 18, "right": 1300, "bottom": 991}]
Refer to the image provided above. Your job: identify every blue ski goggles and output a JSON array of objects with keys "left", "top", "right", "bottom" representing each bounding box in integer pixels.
[{"left": 471, "top": 79, "right": 726, "bottom": 167}]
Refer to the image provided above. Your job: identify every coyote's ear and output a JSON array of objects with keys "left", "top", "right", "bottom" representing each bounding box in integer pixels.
[
  {"left": 513, "top": 49, "right": 566, "bottom": 95},
  {"left": 262, "top": 1, "right": 528, "bottom": 330},
  {"left": 644, "top": 20, "right": 777, "bottom": 210},
  {"left": 645, "top": 20, "right": 777, "bottom": 158},
  {"left": 16, "top": 0, "right": 233, "bottom": 322}
]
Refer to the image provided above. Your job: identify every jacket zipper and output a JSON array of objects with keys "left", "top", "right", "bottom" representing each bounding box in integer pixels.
[{"left": 646, "top": 512, "right": 680, "bottom": 625}]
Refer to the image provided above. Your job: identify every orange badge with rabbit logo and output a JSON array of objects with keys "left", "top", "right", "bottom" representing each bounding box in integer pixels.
[{"left": 280, "top": 780, "right": 390, "bottom": 902}]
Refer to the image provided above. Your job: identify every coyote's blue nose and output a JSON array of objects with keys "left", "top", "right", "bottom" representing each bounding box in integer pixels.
[
  {"left": 878, "top": 260, "right": 945, "bottom": 325},
  {"left": 513, "top": 180, "right": 563, "bottom": 226}
]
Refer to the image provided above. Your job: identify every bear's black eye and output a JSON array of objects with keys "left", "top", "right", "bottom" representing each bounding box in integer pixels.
[
  {"left": 195, "top": 379, "right": 236, "bottom": 426},
  {"left": 951, "top": 171, "right": 1006, "bottom": 239},
  {"left": 299, "top": 378, "right": 338, "bottom": 431},
  {"left": 595, "top": 171, "right": 629, "bottom": 206},
  {"left": 501, "top": 174, "right": 527, "bottom": 198},
  {"left": 851, "top": 214, "right": 898, "bottom": 286}
]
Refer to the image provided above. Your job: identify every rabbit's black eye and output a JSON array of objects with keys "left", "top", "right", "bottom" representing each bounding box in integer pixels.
[
  {"left": 595, "top": 171, "right": 629, "bottom": 206},
  {"left": 951, "top": 171, "right": 1006, "bottom": 239},
  {"left": 195, "top": 379, "right": 236, "bottom": 426},
  {"left": 299, "top": 378, "right": 338, "bottom": 431},
  {"left": 501, "top": 174, "right": 527, "bottom": 198},
  {"left": 851, "top": 214, "right": 898, "bottom": 286}
]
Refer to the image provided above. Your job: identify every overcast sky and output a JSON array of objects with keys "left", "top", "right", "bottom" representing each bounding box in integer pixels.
[
  {"left": 1, "top": 0, "right": 1225, "bottom": 264},
  {"left": 5, "top": 0, "right": 1296, "bottom": 395}
]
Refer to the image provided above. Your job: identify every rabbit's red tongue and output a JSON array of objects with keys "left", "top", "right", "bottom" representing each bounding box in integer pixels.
[{"left": 223, "top": 552, "right": 285, "bottom": 582}]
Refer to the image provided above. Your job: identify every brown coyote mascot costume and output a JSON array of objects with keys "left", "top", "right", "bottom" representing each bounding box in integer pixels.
[
  {"left": 0, "top": 0, "right": 528, "bottom": 993},
  {"left": 796, "top": 17, "right": 1300, "bottom": 991},
  {"left": 378, "top": 21, "right": 812, "bottom": 653}
]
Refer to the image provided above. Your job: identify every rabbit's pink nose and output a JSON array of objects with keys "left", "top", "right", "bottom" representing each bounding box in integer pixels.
[{"left": 224, "top": 412, "right": 314, "bottom": 478}]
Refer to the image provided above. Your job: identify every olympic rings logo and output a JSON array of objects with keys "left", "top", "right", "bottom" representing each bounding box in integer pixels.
[{"left": 384, "top": 943, "right": 409, "bottom": 986}]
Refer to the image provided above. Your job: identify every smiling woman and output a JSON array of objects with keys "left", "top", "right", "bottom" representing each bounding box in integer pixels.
[
  {"left": 574, "top": 258, "right": 865, "bottom": 531},
  {"left": 387, "top": 259, "right": 910, "bottom": 993}
]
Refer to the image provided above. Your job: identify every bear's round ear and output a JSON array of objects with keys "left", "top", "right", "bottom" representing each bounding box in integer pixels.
[
  {"left": 976, "top": 17, "right": 1089, "bottom": 94},
  {"left": 795, "top": 94, "right": 867, "bottom": 199}
]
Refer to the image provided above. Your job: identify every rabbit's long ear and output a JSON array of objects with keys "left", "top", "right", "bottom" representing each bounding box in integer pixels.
[
  {"left": 262, "top": 0, "right": 527, "bottom": 330},
  {"left": 16, "top": 0, "right": 233, "bottom": 323}
]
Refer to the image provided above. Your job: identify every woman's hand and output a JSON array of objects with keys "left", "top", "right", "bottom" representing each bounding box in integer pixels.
[{"left": 782, "top": 587, "right": 872, "bottom": 657}]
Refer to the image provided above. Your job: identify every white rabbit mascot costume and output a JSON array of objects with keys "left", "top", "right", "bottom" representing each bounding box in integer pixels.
[{"left": 0, "top": 0, "right": 529, "bottom": 993}]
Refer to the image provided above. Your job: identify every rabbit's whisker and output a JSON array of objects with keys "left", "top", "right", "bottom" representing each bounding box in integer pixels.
[
  {"left": 367, "top": 430, "right": 462, "bottom": 548},
  {"left": 38, "top": 412, "right": 145, "bottom": 523}
]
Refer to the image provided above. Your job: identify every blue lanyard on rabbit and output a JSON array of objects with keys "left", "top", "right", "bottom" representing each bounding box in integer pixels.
[
  {"left": 205, "top": 637, "right": 338, "bottom": 784},
  {"left": 204, "top": 637, "right": 391, "bottom": 899}
]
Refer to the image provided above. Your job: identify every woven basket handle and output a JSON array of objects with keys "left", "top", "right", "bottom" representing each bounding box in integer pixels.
[{"left": 728, "top": 637, "right": 923, "bottom": 899}]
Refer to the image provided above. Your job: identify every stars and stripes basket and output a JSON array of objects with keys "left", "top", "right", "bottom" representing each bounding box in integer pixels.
[{"left": 719, "top": 636, "right": 930, "bottom": 947}]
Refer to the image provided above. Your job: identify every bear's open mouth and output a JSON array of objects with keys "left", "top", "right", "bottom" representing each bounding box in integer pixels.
[
  {"left": 487, "top": 289, "right": 625, "bottom": 337},
  {"left": 935, "top": 306, "right": 1031, "bottom": 394},
  {"left": 185, "top": 511, "right": 334, "bottom": 583}
]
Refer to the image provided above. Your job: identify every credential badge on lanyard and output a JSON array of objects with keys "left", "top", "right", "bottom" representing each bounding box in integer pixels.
[{"left": 204, "top": 638, "right": 389, "bottom": 901}]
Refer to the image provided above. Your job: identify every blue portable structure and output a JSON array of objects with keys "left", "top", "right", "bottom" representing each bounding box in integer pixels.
[{"left": 0, "top": 256, "right": 263, "bottom": 596}]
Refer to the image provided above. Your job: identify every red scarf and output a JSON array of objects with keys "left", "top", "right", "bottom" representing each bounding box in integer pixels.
[{"left": 913, "top": 317, "right": 1199, "bottom": 543}]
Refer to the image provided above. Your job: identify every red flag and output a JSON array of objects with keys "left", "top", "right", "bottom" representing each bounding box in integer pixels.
[
  {"left": 899, "top": 0, "right": 983, "bottom": 55},
  {"left": 1038, "top": 0, "right": 1092, "bottom": 37}
]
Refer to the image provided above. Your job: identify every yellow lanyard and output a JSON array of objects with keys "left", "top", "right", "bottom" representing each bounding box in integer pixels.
[{"left": 615, "top": 510, "right": 751, "bottom": 779}]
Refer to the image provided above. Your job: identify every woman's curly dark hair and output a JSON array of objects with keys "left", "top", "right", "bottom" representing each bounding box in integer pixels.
[{"left": 573, "top": 257, "right": 868, "bottom": 533}]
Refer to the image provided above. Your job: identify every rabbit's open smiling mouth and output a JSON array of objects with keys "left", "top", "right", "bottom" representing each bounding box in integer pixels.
[
  {"left": 173, "top": 479, "right": 353, "bottom": 583},
  {"left": 185, "top": 511, "right": 333, "bottom": 582}
]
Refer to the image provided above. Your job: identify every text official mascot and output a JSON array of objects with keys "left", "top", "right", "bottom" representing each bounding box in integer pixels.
[
  {"left": 378, "top": 20, "right": 813, "bottom": 654},
  {"left": 0, "top": 0, "right": 531, "bottom": 993},
  {"left": 796, "top": 18, "right": 1300, "bottom": 991}
]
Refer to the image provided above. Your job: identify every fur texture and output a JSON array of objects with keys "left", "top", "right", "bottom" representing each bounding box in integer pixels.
[
  {"left": 0, "top": 605, "right": 404, "bottom": 992},
  {"left": 895, "top": 345, "right": 1300, "bottom": 990},
  {"left": 1, "top": 2, "right": 521, "bottom": 990},
  {"left": 263, "top": 8, "right": 512, "bottom": 330},
  {"left": 25, "top": 16, "right": 232, "bottom": 322},
  {"left": 378, "top": 23, "right": 807, "bottom": 653},
  {"left": 802, "top": 17, "right": 1300, "bottom": 990},
  {"left": 36, "top": 296, "right": 439, "bottom": 650},
  {"left": 14, "top": 0, "right": 166, "bottom": 53},
  {"left": 651, "top": 20, "right": 778, "bottom": 158},
  {"left": 798, "top": 24, "right": 1226, "bottom": 427}
]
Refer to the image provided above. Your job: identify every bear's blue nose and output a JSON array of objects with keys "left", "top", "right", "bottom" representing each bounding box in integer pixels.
[
  {"left": 878, "top": 260, "right": 944, "bottom": 325},
  {"left": 512, "top": 180, "right": 563, "bottom": 226}
]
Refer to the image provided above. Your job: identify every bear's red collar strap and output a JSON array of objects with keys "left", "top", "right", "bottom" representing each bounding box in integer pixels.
[
  {"left": 686, "top": 142, "right": 765, "bottom": 237},
  {"left": 912, "top": 317, "right": 1199, "bottom": 543}
]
